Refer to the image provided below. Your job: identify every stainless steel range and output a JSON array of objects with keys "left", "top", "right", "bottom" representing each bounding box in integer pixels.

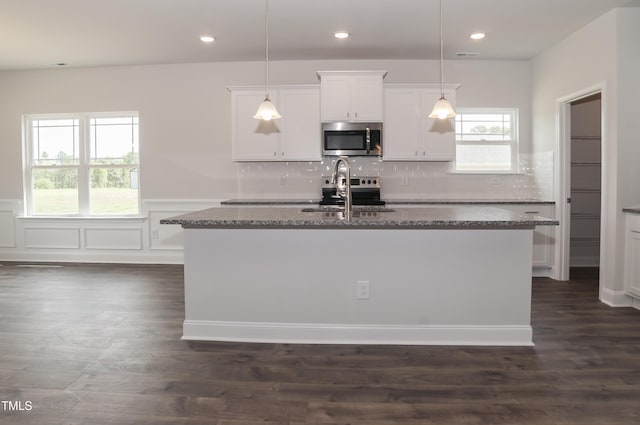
[{"left": 320, "top": 176, "right": 385, "bottom": 206}]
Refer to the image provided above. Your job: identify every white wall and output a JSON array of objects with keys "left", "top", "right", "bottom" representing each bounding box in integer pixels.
[
  {"left": 0, "top": 59, "right": 533, "bottom": 201},
  {"left": 532, "top": 8, "right": 640, "bottom": 299},
  {"left": 0, "top": 58, "right": 536, "bottom": 262}
]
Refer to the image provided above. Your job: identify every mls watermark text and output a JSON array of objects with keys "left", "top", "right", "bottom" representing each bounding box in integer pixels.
[{"left": 2, "top": 400, "right": 33, "bottom": 412}]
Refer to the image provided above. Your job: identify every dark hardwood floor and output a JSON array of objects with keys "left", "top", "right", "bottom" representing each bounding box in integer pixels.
[{"left": 1, "top": 263, "right": 639, "bottom": 424}]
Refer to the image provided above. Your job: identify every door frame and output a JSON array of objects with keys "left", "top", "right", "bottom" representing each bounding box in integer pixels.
[{"left": 554, "top": 82, "right": 606, "bottom": 282}]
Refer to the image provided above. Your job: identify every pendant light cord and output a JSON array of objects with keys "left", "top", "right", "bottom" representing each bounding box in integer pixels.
[
  {"left": 264, "top": 0, "right": 270, "bottom": 100},
  {"left": 439, "top": 0, "right": 444, "bottom": 98}
]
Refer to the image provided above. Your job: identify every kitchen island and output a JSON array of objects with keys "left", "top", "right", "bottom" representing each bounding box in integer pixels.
[{"left": 162, "top": 206, "right": 557, "bottom": 346}]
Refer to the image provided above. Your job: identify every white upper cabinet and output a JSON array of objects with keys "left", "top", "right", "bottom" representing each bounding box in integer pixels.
[
  {"left": 318, "top": 71, "right": 386, "bottom": 122},
  {"left": 382, "top": 88, "right": 421, "bottom": 160},
  {"left": 277, "top": 88, "right": 322, "bottom": 160},
  {"left": 383, "top": 84, "right": 458, "bottom": 161},
  {"left": 231, "top": 86, "right": 321, "bottom": 162}
]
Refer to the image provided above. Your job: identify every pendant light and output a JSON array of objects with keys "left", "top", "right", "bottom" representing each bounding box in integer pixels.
[
  {"left": 429, "top": 0, "right": 456, "bottom": 120},
  {"left": 254, "top": 0, "right": 282, "bottom": 120}
]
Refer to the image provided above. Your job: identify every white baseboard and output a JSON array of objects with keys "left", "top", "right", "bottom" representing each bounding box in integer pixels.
[
  {"left": 600, "top": 287, "right": 633, "bottom": 307},
  {"left": 0, "top": 249, "right": 183, "bottom": 264},
  {"left": 532, "top": 267, "right": 553, "bottom": 278},
  {"left": 182, "top": 320, "right": 534, "bottom": 346}
]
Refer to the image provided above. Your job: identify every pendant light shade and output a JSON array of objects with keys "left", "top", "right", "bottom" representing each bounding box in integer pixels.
[
  {"left": 429, "top": 0, "right": 456, "bottom": 120},
  {"left": 429, "top": 97, "right": 456, "bottom": 119},
  {"left": 253, "top": 97, "right": 282, "bottom": 120},
  {"left": 254, "top": 0, "right": 281, "bottom": 120}
]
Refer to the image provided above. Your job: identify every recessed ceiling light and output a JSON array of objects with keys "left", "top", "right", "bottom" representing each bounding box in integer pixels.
[
  {"left": 470, "top": 33, "right": 486, "bottom": 40},
  {"left": 334, "top": 32, "right": 350, "bottom": 39},
  {"left": 200, "top": 35, "right": 215, "bottom": 43}
]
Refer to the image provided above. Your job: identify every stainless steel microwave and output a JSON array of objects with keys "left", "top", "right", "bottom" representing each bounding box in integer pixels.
[{"left": 322, "top": 122, "right": 382, "bottom": 157}]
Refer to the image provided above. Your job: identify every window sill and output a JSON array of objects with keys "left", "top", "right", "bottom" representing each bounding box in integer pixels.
[{"left": 16, "top": 215, "right": 147, "bottom": 222}]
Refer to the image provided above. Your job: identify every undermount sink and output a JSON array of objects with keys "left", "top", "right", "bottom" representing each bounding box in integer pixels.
[{"left": 300, "top": 206, "right": 395, "bottom": 213}]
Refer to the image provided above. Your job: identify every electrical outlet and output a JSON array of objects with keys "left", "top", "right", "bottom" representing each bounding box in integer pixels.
[
  {"left": 356, "top": 281, "right": 370, "bottom": 300},
  {"left": 151, "top": 230, "right": 159, "bottom": 239}
]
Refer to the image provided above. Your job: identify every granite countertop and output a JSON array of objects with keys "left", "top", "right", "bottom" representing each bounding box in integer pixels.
[
  {"left": 221, "top": 198, "right": 554, "bottom": 206},
  {"left": 385, "top": 199, "right": 555, "bottom": 205},
  {"left": 161, "top": 206, "right": 558, "bottom": 230},
  {"left": 623, "top": 206, "right": 640, "bottom": 214},
  {"left": 221, "top": 199, "right": 320, "bottom": 205}
]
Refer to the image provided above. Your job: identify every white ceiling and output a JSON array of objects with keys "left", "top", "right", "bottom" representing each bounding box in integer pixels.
[{"left": 1, "top": 0, "right": 639, "bottom": 71}]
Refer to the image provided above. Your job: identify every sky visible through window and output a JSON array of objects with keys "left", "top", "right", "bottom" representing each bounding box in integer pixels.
[{"left": 32, "top": 117, "right": 138, "bottom": 164}]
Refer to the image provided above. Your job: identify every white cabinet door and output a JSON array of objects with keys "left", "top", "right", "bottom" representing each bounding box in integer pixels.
[
  {"left": 320, "top": 75, "right": 351, "bottom": 122},
  {"left": 319, "top": 72, "right": 385, "bottom": 122},
  {"left": 231, "top": 87, "right": 321, "bottom": 162},
  {"left": 624, "top": 215, "right": 640, "bottom": 297},
  {"left": 383, "top": 85, "right": 456, "bottom": 161},
  {"left": 383, "top": 88, "right": 421, "bottom": 160},
  {"left": 232, "top": 90, "right": 280, "bottom": 161},
  {"left": 421, "top": 90, "right": 456, "bottom": 161},
  {"left": 278, "top": 88, "right": 321, "bottom": 161},
  {"left": 350, "top": 75, "right": 384, "bottom": 122}
]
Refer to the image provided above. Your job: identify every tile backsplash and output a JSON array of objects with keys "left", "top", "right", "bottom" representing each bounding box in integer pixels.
[{"left": 236, "top": 155, "right": 544, "bottom": 200}]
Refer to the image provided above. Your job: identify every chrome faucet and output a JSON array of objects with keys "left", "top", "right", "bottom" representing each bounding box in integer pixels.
[{"left": 330, "top": 156, "right": 352, "bottom": 219}]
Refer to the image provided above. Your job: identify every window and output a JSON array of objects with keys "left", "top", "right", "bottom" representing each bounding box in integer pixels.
[
  {"left": 455, "top": 108, "right": 518, "bottom": 172},
  {"left": 24, "top": 113, "right": 139, "bottom": 216}
]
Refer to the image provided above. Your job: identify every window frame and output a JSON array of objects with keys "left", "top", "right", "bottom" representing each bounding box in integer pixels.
[
  {"left": 23, "top": 112, "right": 140, "bottom": 217},
  {"left": 454, "top": 107, "right": 519, "bottom": 174}
]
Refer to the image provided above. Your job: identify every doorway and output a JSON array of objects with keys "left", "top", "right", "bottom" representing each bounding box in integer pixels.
[{"left": 569, "top": 94, "right": 602, "bottom": 279}]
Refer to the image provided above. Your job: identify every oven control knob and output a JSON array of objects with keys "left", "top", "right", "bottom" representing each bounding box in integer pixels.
[
  {"left": 325, "top": 179, "right": 330, "bottom": 184},
  {"left": 367, "top": 179, "right": 371, "bottom": 184},
  {"left": 361, "top": 179, "right": 366, "bottom": 184}
]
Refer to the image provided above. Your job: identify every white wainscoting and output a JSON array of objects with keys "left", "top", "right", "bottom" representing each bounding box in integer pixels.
[
  {"left": 0, "top": 211, "right": 16, "bottom": 248},
  {"left": 24, "top": 227, "right": 81, "bottom": 249},
  {"left": 0, "top": 199, "right": 221, "bottom": 264},
  {"left": 84, "top": 228, "right": 143, "bottom": 250}
]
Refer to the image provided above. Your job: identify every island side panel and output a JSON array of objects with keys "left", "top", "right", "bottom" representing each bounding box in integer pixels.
[{"left": 183, "top": 227, "right": 534, "bottom": 345}]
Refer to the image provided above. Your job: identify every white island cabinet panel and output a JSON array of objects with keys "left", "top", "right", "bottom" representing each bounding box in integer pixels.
[
  {"left": 231, "top": 86, "right": 321, "bottom": 161},
  {"left": 383, "top": 84, "right": 458, "bottom": 161},
  {"left": 161, "top": 205, "right": 559, "bottom": 346},
  {"left": 182, "top": 227, "right": 533, "bottom": 346}
]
